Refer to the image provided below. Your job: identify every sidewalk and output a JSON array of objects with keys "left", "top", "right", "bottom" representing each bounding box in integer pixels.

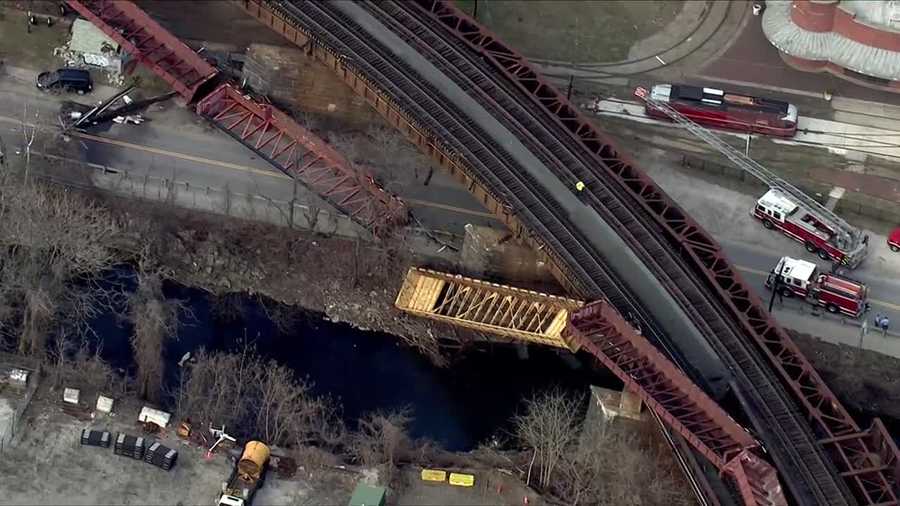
[
  {"left": 805, "top": 167, "right": 900, "bottom": 203},
  {"left": 772, "top": 305, "right": 900, "bottom": 360},
  {"left": 584, "top": 97, "right": 900, "bottom": 225}
]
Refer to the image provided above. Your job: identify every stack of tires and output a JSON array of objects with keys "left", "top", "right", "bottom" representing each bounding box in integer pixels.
[
  {"left": 114, "top": 433, "right": 146, "bottom": 460},
  {"left": 80, "top": 429, "right": 111, "bottom": 448},
  {"left": 144, "top": 441, "right": 178, "bottom": 471}
]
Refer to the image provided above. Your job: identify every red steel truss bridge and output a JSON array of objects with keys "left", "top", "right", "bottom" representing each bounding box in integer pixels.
[
  {"left": 235, "top": 1, "right": 900, "bottom": 505},
  {"left": 565, "top": 300, "right": 788, "bottom": 506},
  {"left": 63, "top": 0, "right": 900, "bottom": 504},
  {"left": 396, "top": 267, "right": 788, "bottom": 506},
  {"left": 64, "top": 0, "right": 408, "bottom": 239}
]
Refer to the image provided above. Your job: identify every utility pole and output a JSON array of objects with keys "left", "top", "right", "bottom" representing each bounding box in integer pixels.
[
  {"left": 472, "top": 0, "right": 478, "bottom": 20},
  {"left": 767, "top": 263, "right": 785, "bottom": 313},
  {"left": 566, "top": 75, "right": 575, "bottom": 100},
  {"left": 858, "top": 318, "right": 868, "bottom": 350}
]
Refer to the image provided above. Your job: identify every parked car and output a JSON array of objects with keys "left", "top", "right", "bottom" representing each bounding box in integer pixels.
[
  {"left": 888, "top": 227, "right": 900, "bottom": 252},
  {"left": 36, "top": 68, "right": 93, "bottom": 94}
]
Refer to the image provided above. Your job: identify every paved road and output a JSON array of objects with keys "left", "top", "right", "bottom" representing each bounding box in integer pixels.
[
  {"left": 4, "top": 64, "right": 900, "bottom": 358},
  {"left": 0, "top": 66, "right": 497, "bottom": 236}
]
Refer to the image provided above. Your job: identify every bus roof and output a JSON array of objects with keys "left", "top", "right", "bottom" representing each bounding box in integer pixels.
[{"left": 670, "top": 84, "right": 790, "bottom": 114}]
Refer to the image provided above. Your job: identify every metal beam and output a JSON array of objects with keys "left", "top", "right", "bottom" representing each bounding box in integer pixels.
[
  {"left": 65, "top": 0, "right": 218, "bottom": 102},
  {"left": 565, "top": 300, "right": 786, "bottom": 506},
  {"left": 395, "top": 267, "right": 582, "bottom": 348},
  {"left": 196, "top": 84, "right": 408, "bottom": 238},
  {"left": 413, "top": 2, "right": 900, "bottom": 503}
]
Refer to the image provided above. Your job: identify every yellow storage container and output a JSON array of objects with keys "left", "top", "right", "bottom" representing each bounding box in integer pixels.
[
  {"left": 421, "top": 469, "right": 447, "bottom": 482},
  {"left": 449, "top": 473, "right": 475, "bottom": 487}
]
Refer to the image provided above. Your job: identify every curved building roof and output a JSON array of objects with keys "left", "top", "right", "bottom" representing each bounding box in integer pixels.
[
  {"left": 762, "top": 0, "right": 900, "bottom": 81},
  {"left": 841, "top": 0, "right": 900, "bottom": 31}
]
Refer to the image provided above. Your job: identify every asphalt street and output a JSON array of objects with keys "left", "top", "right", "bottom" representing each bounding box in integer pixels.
[
  {"left": 3, "top": 67, "right": 900, "bottom": 357},
  {"left": 0, "top": 70, "right": 497, "bottom": 235}
]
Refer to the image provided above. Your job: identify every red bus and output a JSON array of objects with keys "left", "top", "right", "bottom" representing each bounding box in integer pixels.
[{"left": 643, "top": 84, "right": 798, "bottom": 137}]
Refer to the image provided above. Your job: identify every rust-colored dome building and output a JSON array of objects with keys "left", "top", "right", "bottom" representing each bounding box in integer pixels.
[{"left": 762, "top": 0, "right": 900, "bottom": 91}]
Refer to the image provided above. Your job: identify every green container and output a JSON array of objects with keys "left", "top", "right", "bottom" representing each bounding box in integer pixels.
[{"left": 348, "top": 483, "right": 386, "bottom": 506}]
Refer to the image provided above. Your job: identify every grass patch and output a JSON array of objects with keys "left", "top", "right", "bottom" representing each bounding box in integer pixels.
[
  {"left": 453, "top": 0, "right": 477, "bottom": 16},
  {"left": 476, "top": 0, "right": 684, "bottom": 63},
  {"left": 0, "top": 5, "right": 69, "bottom": 69}
]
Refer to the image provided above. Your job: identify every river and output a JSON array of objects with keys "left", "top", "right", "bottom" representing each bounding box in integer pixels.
[{"left": 89, "top": 275, "right": 615, "bottom": 451}]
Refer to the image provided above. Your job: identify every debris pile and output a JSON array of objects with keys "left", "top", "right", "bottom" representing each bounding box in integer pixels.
[{"left": 53, "top": 18, "right": 126, "bottom": 86}]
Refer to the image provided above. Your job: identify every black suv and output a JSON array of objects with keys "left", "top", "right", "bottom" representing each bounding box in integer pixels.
[{"left": 36, "top": 68, "right": 93, "bottom": 94}]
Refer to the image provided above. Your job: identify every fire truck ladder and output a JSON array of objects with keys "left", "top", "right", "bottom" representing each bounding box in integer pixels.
[
  {"left": 633, "top": 87, "right": 865, "bottom": 258},
  {"left": 394, "top": 267, "right": 584, "bottom": 349},
  {"left": 564, "top": 300, "right": 787, "bottom": 506}
]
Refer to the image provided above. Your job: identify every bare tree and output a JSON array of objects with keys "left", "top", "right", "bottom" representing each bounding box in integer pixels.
[
  {"left": 21, "top": 102, "right": 37, "bottom": 181},
  {"left": 128, "top": 256, "right": 184, "bottom": 402},
  {"left": 0, "top": 178, "right": 123, "bottom": 355},
  {"left": 0, "top": 134, "right": 7, "bottom": 169},
  {"left": 513, "top": 388, "right": 583, "bottom": 490},
  {"left": 347, "top": 409, "right": 412, "bottom": 484},
  {"left": 513, "top": 389, "right": 692, "bottom": 506},
  {"left": 252, "top": 361, "right": 343, "bottom": 447},
  {"left": 175, "top": 346, "right": 343, "bottom": 447},
  {"left": 46, "top": 331, "right": 120, "bottom": 395}
]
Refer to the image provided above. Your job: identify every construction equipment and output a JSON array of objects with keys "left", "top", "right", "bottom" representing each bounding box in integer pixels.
[
  {"left": 217, "top": 441, "right": 270, "bottom": 506},
  {"left": 209, "top": 424, "right": 237, "bottom": 454},
  {"left": 177, "top": 420, "right": 192, "bottom": 439},
  {"left": 633, "top": 85, "right": 869, "bottom": 268}
]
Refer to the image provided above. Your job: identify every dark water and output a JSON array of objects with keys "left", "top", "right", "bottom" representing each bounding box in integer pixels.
[
  {"left": 90, "top": 272, "right": 615, "bottom": 451},
  {"left": 84, "top": 270, "right": 900, "bottom": 451}
]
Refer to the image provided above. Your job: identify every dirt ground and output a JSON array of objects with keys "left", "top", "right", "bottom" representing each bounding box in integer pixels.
[
  {"left": 103, "top": 195, "right": 454, "bottom": 362},
  {"left": 133, "top": 0, "right": 288, "bottom": 50},
  {"left": 0, "top": 358, "right": 546, "bottom": 506},
  {"left": 791, "top": 330, "right": 900, "bottom": 422},
  {"left": 0, "top": 5, "right": 69, "bottom": 70},
  {"left": 474, "top": 0, "right": 685, "bottom": 63},
  {"left": 0, "top": 381, "right": 358, "bottom": 506},
  {"left": 395, "top": 467, "right": 543, "bottom": 506}
]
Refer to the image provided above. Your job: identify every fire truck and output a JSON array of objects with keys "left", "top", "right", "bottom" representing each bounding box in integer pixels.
[
  {"left": 633, "top": 85, "right": 870, "bottom": 269},
  {"left": 753, "top": 189, "right": 869, "bottom": 268},
  {"left": 765, "top": 256, "right": 869, "bottom": 318}
]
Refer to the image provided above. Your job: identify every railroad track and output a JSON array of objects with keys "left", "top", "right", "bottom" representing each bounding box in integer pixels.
[
  {"left": 358, "top": 2, "right": 850, "bottom": 503},
  {"left": 271, "top": 1, "right": 702, "bottom": 365},
  {"left": 275, "top": 0, "right": 852, "bottom": 503}
]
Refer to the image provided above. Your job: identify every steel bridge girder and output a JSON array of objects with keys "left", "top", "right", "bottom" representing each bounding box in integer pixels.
[
  {"left": 65, "top": 0, "right": 218, "bottom": 102},
  {"left": 196, "top": 84, "right": 408, "bottom": 238},
  {"left": 408, "top": 1, "right": 900, "bottom": 502},
  {"left": 565, "top": 300, "right": 787, "bottom": 506}
]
